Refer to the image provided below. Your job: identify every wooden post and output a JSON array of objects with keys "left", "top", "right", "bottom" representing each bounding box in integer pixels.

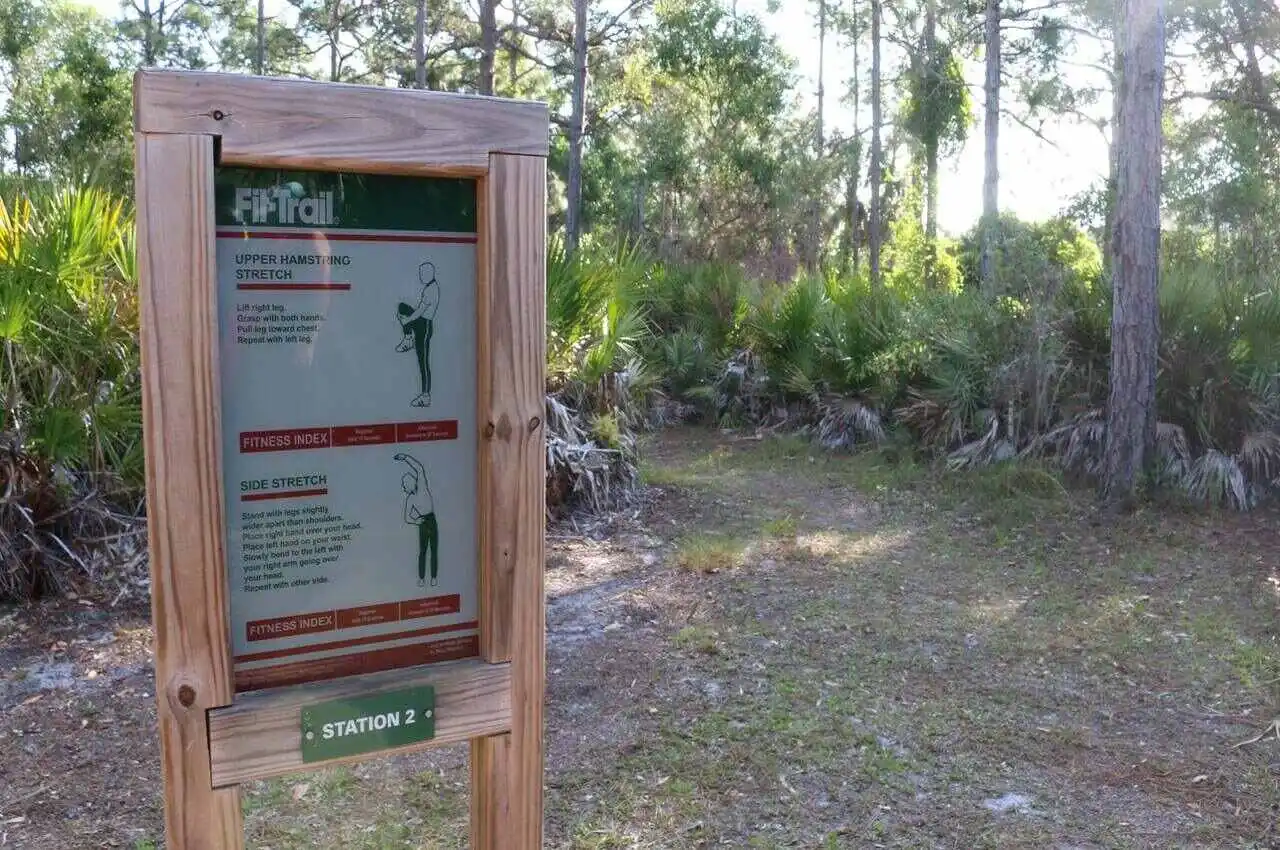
[
  {"left": 136, "top": 71, "right": 547, "bottom": 850},
  {"left": 137, "top": 131, "right": 245, "bottom": 850},
  {"left": 472, "top": 153, "right": 547, "bottom": 849}
]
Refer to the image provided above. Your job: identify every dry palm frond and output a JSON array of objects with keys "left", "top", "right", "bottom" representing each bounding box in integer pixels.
[
  {"left": 817, "top": 397, "right": 886, "bottom": 451},
  {"left": 947, "top": 411, "right": 1016, "bottom": 470},
  {"left": 1185, "top": 450, "right": 1251, "bottom": 511},
  {"left": 895, "top": 392, "right": 964, "bottom": 450},
  {"left": 1238, "top": 431, "right": 1280, "bottom": 488},
  {"left": 713, "top": 349, "right": 770, "bottom": 425},
  {"left": 544, "top": 394, "right": 640, "bottom": 516},
  {"left": 1022, "top": 409, "right": 1107, "bottom": 478},
  {"left": 0, "top": 435, "right": 147, "bottom": 603},
  {"left": 1154, "top": 421, "right": 1192, "bottom": 484}
]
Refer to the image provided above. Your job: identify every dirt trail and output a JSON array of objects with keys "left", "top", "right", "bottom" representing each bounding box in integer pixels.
[{"left": 2, "top": 428, "right": 1278, "bottom": 849}]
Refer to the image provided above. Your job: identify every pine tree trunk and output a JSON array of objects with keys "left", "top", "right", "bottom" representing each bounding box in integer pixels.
[
  {"left": 566, "top": 0, "right": 589, "bottom": 254},
  {"left": 479, "top": 0, "right": 497, "bottom": 95},
  {"left": 508, "top": 0, "right": 520, "bottom": 92},
  {"left": 328, "top": 0, "right": 339, "bottom": 82},
  {"left": 980, "top": 0, "right": 1000, "bottom": 288},
  {"left": 926, "top": 142, "right": 938, "bottom": 245},
  {"left": 869, "top": 0, "right": 883, "bottom": 288},
  {"left": 1105, "top": 17, "right": 1121, "bottom": 278},
  {"left": 1104, "top": 0, "right": 1165, "bottom": 507},
  {"left": 849, "top": 0, "right": 860, "bottom": 274},
  {"left": 255, "top": 0, "right": 265, "bottom": 74},
  {"left": 809, "top": 0, "right": 826, "bottom": 272},
  {"left": 143, "top": 0, "right": 155, "bottom": 66},
  {"left": 923, "top": 0, "right": 938, "bottom": 283},
  {"left": 414, "top": 0, "right": 426, "bottom": 88},
  {"left": 816, "top": 0, "right": 825, "bottom": 156}
]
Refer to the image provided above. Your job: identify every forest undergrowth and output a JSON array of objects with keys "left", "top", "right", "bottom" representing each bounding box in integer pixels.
[{"left": 1, "top": 188, "right": 1277, "bottom": 601}]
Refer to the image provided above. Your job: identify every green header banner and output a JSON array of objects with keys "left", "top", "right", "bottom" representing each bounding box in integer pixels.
[{"left": 215, "top": 167, "right": 477, "bottom": 233}]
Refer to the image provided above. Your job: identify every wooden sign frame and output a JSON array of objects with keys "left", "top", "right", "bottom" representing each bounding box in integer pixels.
[{"left": 135, "top": 70, "right": 548, "bottom": 850}]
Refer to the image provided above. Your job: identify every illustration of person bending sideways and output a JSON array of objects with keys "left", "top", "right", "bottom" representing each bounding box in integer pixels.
[
  {"left": 395, "top": 261, "right": 440, "bottom": 408},
  {"left": 395, "top": 453, "right": 438, "bottom": 587}
]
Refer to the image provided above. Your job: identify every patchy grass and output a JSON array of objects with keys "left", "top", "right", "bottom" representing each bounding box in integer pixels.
[
  {"left": 241, "top": 764, "right": 468, "bottom": 849},
  {"left": 671, "top": 624, "right": 721, "bottom": 655},
  {"left": 1232, "top": 642, "right": 1280, "bottom": 693},
  {"left": 674, "top": 534, "right": 746, "bottom": 572},
  {"left": 761, "top": 514, "right": 797, "bottom": 539}
]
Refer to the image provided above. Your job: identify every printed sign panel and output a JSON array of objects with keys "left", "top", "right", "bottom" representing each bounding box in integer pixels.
[
  {"left": 214, "top": 167, "right": 479, "bottom": 692},
  {"left": 300, "top": 686, "right": 437, "bottom": 763}
]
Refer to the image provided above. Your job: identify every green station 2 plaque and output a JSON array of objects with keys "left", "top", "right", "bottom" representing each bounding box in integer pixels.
[{"left": 300, "top": 686, "right": 436, "bottom": 763}]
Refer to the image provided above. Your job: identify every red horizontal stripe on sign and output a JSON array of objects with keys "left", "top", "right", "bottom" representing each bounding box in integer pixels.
[
  {"left": 216, "top": 230, "right": 477, "bottom": 244},
  {"left": 332, "top": 424, "right": 397, "bottom": 447},
  {"left": 234, "top": 619, "right": 480, "bottom": 663},
  {"left": 234, "top": 634, "right": 480, "bottom": 692},
  {"left": 241, "top": 487, "right": 328, "bottom": 502},
  {"left": 400, "top": 594, "right": 462, "bottom": 620},
  {"left": 246, "top": 611, "right": 337, "bottom": 642},
  {"left": 236, "top": 282, "right": 351, "bottom": 291},
  {"left": 336, "top": 602, "right": 400, "bottom": 630},
  {"left": 396, "top": 420, "right": 459, "bottom": 442},
  {"left": 240, "top": 427, "right": 331, "bottom": 453}
]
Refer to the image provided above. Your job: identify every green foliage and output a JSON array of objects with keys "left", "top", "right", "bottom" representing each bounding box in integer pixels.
[
  {"left": 0, "top": 182, "right": 146, "bottom": 601},
  {"left": 0, "top": 185, "right": 140, "bottom": 486},
  {"left": 0, "top": 2, "right": 132, "bottom": 192},
  {"left": 883, "top": 181, "right": 962, "bottom": 293},
  {"left": 744, "top": 275, "right": 829, "bottom": 400},
  {"left": 820, "top": 273, "right": 902, "bottom": 400},
  {"left": 902, "top": 38, "right": 972, "bottom": 158},
  {"left": 1155, "top": 257, "right": 1280, "bottom": 505},
  {"left": 613, "top": 0, "right": 805, "bottom": 269},
  {"left": 607, "top": 203, "right": 1278, "bottom": 509}
]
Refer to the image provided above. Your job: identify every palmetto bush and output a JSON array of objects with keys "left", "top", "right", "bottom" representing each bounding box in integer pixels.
[
  {"left": 1, "top": 185, "right": 145, "bottom": 600},
  {"left": 1153, "top": 262, "right": 1280, "bottom": 507},
  {"left": 616, "top": 212, "right": 1278, "bottom": 509},
  {"left": 743, "top": 273, "right": 829, "bottom": 403},
  {"left": 544, "top": 236, "right": 651, "bottom": 514},
  {"left": 639, "top": 262, "right": 752, "bottom": 358}
]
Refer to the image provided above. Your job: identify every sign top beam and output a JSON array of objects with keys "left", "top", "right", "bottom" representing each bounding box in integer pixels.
[{"left": 135, "top": 70, "right": 550, "bottom": 176}]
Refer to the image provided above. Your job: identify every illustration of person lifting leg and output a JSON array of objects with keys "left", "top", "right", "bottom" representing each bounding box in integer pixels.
[
  {"left": 395, "top": 453, "right": 438, "bottom": 587},
  {"left": 395, "top": 261, "right": 440, "bottom": 408}
]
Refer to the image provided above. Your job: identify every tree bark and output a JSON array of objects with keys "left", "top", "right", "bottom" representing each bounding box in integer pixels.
[
  {"left": 810, "top": 0, "right": 827, "bottom": 272},
  {"left": 508, "top": 0, "right": 520, "bottom": 92},
  {"left": 925, "top": 142, "right": 938, "bottom": 244},
  {"left": 143, "top": 0, "right": 155, "bottom": 66},
  {"left": 980, "top": 0, "right": 1000, "bottom": 288},
  {"left": 816, "top": 0, "right": 826, "bottom": 157},
  {"left": 328, "top": 0, "right": 339, "bottom": 82},
  {"left": 479, "top": 0, "right": 497, "bottom": 95},
  {"left": 1104, "top": 12, "right": 1121, "bottom": 278},
  {"left": 869, "top": 0, "right": 883, "bottom": 288},
  {"left": 844, "top": 0, "right": 861, "bottom": 274},
  {"left": 566, "top": 0, "right": 589, "bottom": 254},
  {"left": 414, "top": 0, "right": 426, "bottom": 88},
  {"left": 255, "top": 0, "right": 265, "bottom": 74},
  {"left": 1104, "top": 0, "right": 1165, "bottom": 507},
  {"left": 923, "top": 0, "right": 938, "bottom": 268}
]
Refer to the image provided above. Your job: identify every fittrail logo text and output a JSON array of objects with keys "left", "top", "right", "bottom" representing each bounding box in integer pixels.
[{"left": 234, "top": 187, "right": 337, "bottom": 226}]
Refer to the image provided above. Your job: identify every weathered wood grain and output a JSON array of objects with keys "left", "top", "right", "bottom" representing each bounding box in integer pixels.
[
  {"left": 209, "top": 660, "right": 512, "bottom": 787},
  {"left": 470, "top": 733, "right": 513, "bottom": 847},
  {"left": 134, "top": 71, "right": 549, "bottom": 174},
  {"left": 472, "top": 152, "right": 547, "bottom": 849},
  {"left": 137, "top": 131, "right": 244, "bottom": 850}
]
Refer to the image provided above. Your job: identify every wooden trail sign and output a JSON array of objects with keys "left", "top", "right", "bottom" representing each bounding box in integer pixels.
[{"left": 135, "top": 70, "right": 548, "bottom": 850}]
